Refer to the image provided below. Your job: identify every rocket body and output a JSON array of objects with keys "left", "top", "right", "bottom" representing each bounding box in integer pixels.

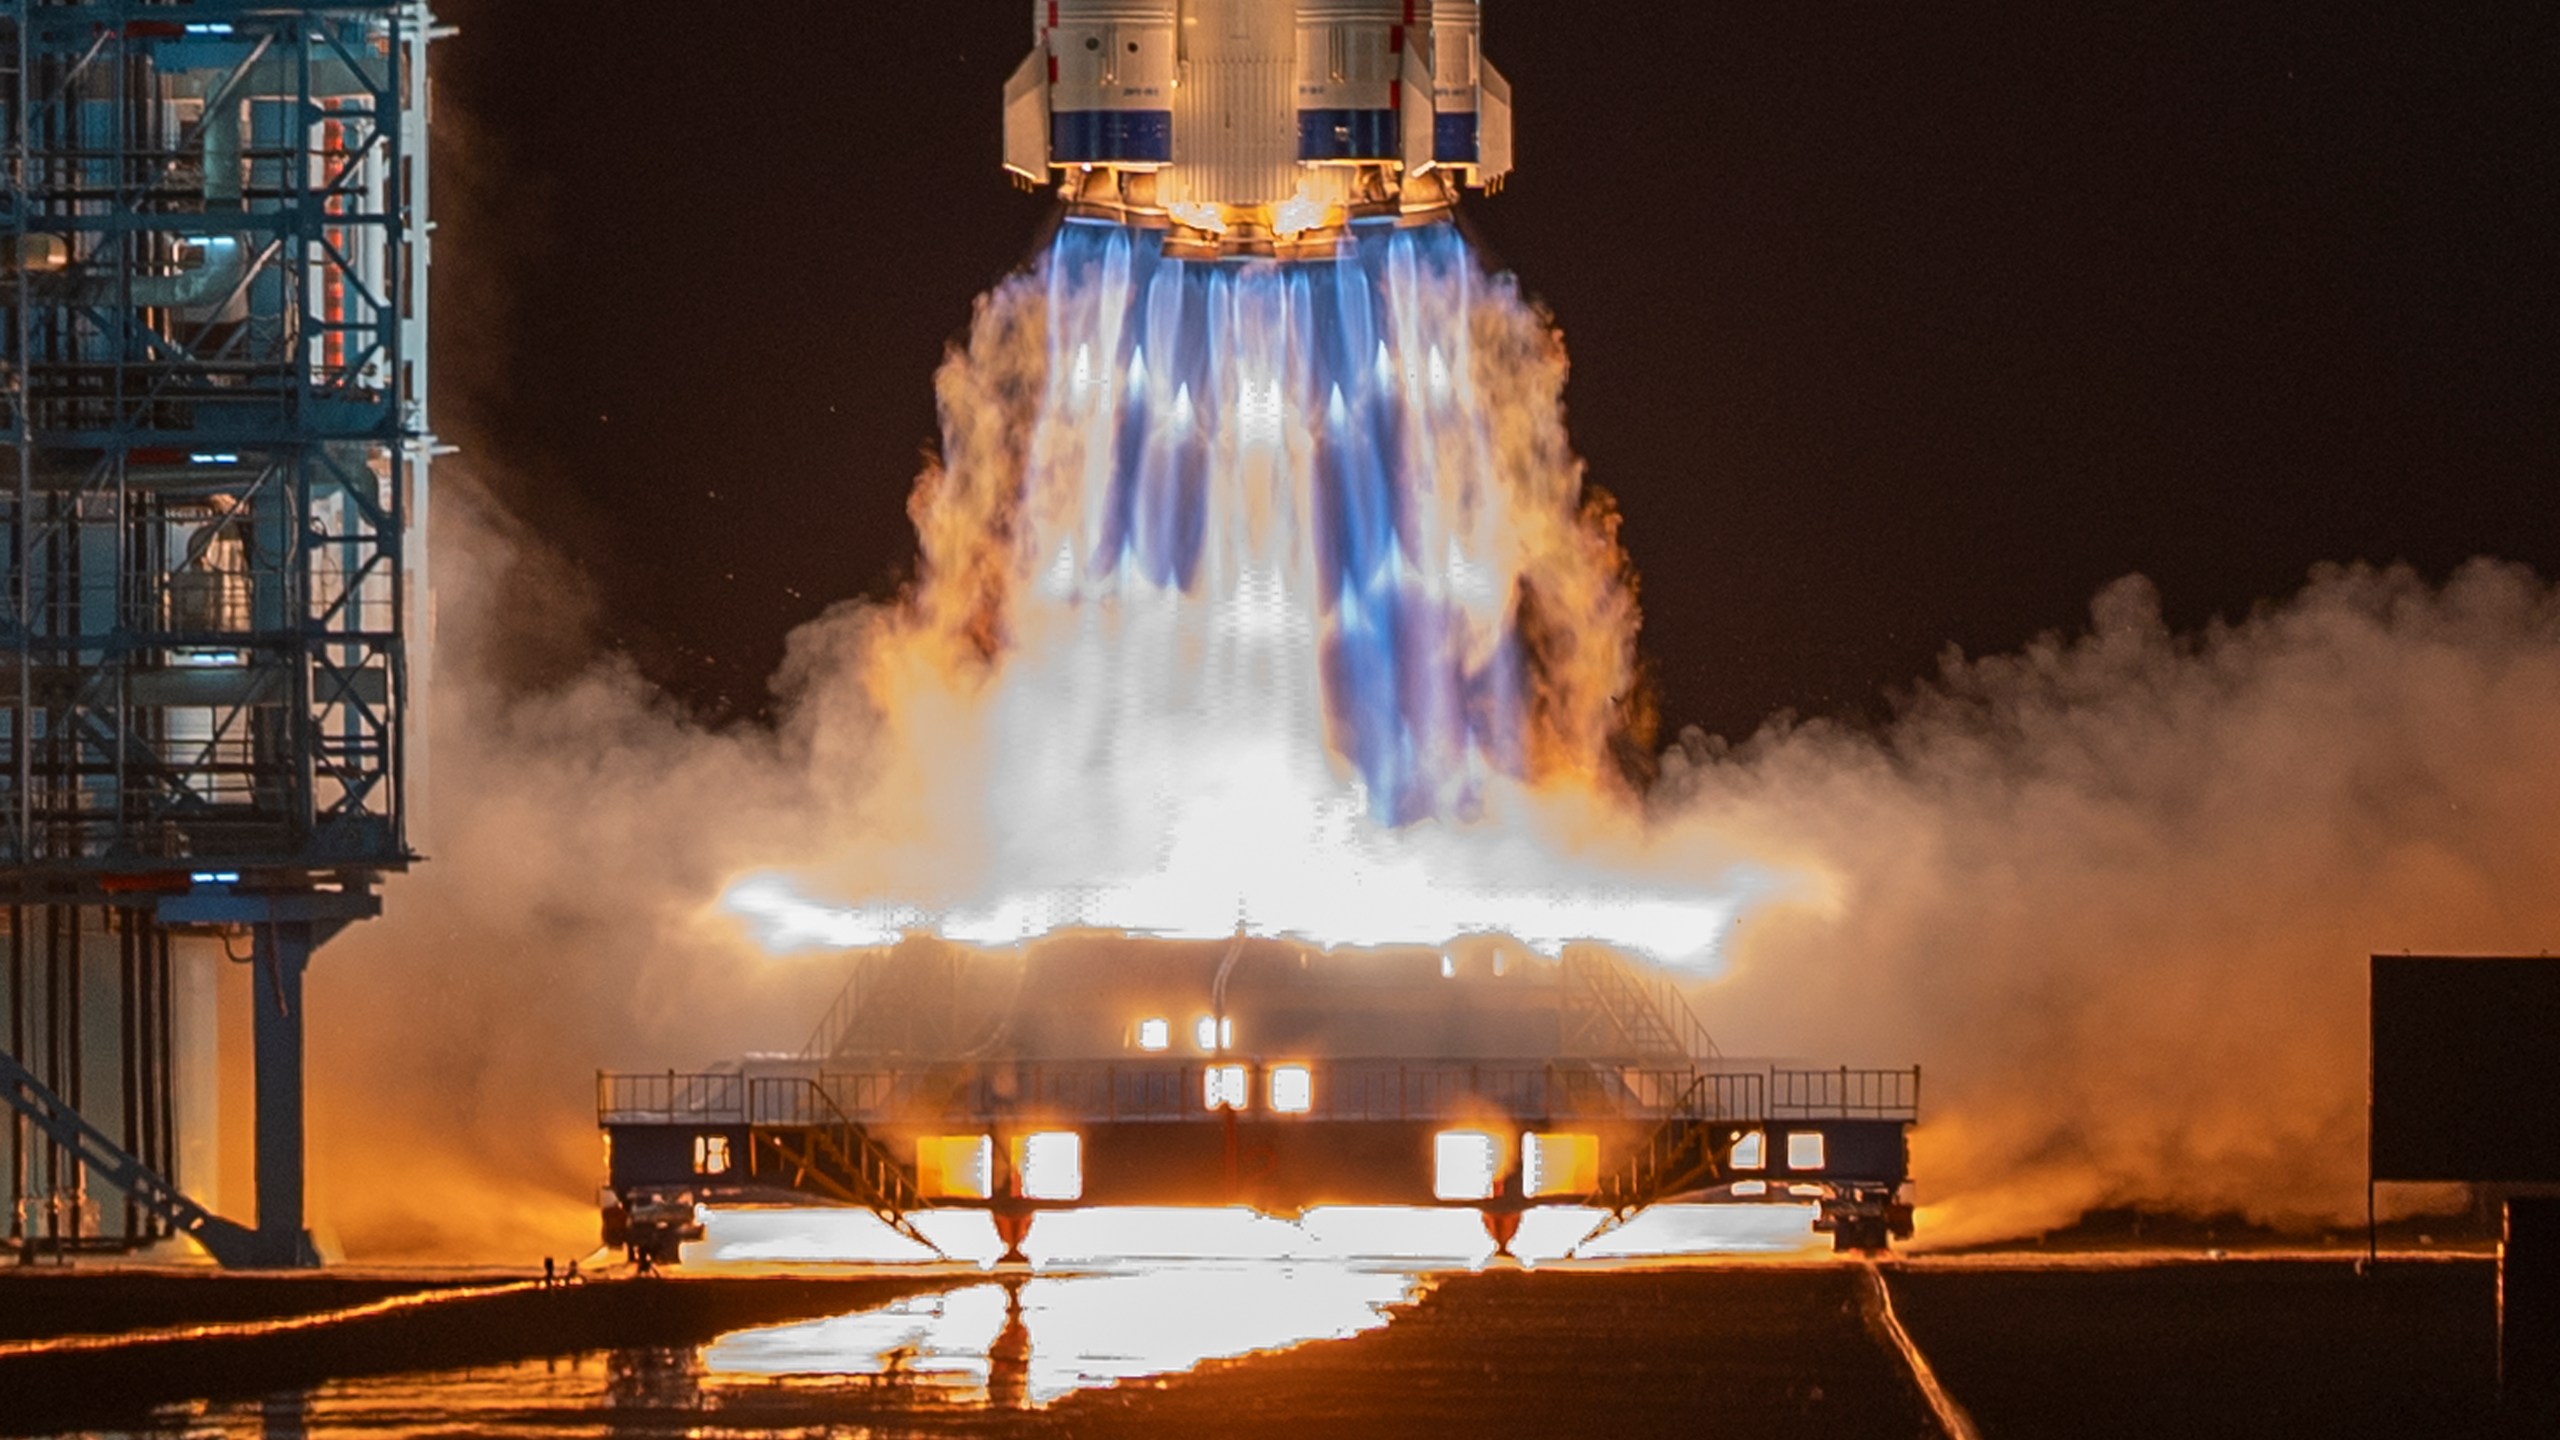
[{"left": 1005, "top": 0, "right": 1511, "bottom": 257}]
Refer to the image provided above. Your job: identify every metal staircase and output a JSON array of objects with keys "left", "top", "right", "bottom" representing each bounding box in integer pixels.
[
  {"left": 803, "top": 953, "right": 884, "bottom": 1059},
  {"left": 748, "top": 1078, "right": 938, "bottom": 1252},
  {"left": 0, "top": 1048, "right": 263, "bottom": 1268},
  {"left": 1560, "top": 948, "right": 1717, "bottom": 1065},
  {"left": 1583, "top": 1070, "right": 1757, "bottom": 1218},
  {"left": 804, "top": 949, "right": 969, "bottom": 1061}
]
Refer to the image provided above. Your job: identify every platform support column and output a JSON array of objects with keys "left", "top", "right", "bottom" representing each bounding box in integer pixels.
[{"left": 252, "top": 922, "right": 319, "bottom": 1268}]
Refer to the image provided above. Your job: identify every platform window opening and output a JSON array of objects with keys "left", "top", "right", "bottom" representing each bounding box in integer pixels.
[
  {"left": 1730, "top": 1129, "right": 1766, "bottom": 1170},
  {"left": 1434, "top": 1130, "right": 1501, "bottom": 1201},
  {"left": 1014, "top": 1131, "right": 1084, "bottom": 1202},
  {"left": 692, "top": 1134, "right": 731, "bottom": 1176},
  {"left": 1137, "top": 1017, "right": 1171, "bottom": 1052},
  {"left": 1522, "top": 1131, "right": 1599, "bottom": 1198},
  {"left": 1195, "top": 1016, "right": 1233, "bottom": 1051},
  {"left": 1205, "top": 1064, "right": 1250, "bottom": 1111},
  {"left": 1787, "top": 1132, "right": 1828, "bottom": 1173},
  {"left": 919, "top": 1135, "right": 997, "bottom": 1200},
  {"left": 1270, "top": 1064, "right": 1313, "bottom": 1114}
]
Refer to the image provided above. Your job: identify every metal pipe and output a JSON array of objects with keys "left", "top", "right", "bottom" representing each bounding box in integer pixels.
[
  {"left": 121, "top": 912, "right": 138, "bottom": 1242},
  {"left": 70, "top": 234, "right": 254, "bottom": 311},
  {"left": 8, "top": 905, "right": 23, "bottom": 1258},
  {"left": 10, "top": 0, "right": 34, "bottom": 915},
  {"left": 44, "top": 908, "right": 63, "bottom": 1249},
  {"left": 201, "top": 99, "right": 244, "bottom": 206},
  {"left": 153, "top": 927, "right": 175, "bottom": 1230},
  {"left": 66, "top": 909, "right": 83, "bottom": 1244}
]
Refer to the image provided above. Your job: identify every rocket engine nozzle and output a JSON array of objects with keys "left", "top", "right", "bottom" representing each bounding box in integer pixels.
[{"left": 1004, "top": 0, "right": 1511, "bottom": 256}]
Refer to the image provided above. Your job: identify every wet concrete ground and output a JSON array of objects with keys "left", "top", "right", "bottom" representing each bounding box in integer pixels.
[
  {"left": 1890, "top": 1258, "right": 2519, "bottom": 1439},
  {"left": 0, "top": 1256, "right": 2540, "bottom": 1439},
  {"left": 1046, "top": 1266, "right": 1940, "bottom": 1439},
  {"left": 0, "top": 1272, "right": 477, "bottom": 1343},
  {"left": 0, "top": 1273, "right": 967, "bottom": 1437}
]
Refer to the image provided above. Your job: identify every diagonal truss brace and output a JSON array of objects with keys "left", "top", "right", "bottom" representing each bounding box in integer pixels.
[{"left": 0, "top": 1045, "right": 263, "bottom": 1268}]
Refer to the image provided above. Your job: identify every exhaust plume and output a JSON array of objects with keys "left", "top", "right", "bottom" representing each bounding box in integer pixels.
[{"left": 734, "top": 222, "right": 1746, "bottom": 964}]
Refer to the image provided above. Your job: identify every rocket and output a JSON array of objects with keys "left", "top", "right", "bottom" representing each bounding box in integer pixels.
[{"left": 1005, "top": 0, "right": 1513, "bottom": 258}]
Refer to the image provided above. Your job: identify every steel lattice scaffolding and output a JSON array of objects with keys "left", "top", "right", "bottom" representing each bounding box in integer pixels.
[{"left": 0, "top": 0, "right": 434, "bottom": 1266}]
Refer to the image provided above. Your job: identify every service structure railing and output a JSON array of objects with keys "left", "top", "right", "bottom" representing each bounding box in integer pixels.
[
  {"left": 601, "top": 1060, "right": 1832, "bottom": 1129},
  {"left": 597, "top": 1071, "right": 748, "bottom": 1126},
  {"left": 1767, "top": 1067, "right": 1923, "bottom": 1120}
]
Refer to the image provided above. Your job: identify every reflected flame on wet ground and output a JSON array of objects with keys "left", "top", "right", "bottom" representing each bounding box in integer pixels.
[
  {"left": 54, "top": 1206, "right": 1826, "bottom": 1438},
  {"left": 704, "top": 1264, "right": 1426, "bottom": 1410},
  {"left": 689, "top": 1200, "right": 1828, "bottom": 1270},
  {"left": 84, "top": 1263, "right": 1427, "bottom": 1437}
]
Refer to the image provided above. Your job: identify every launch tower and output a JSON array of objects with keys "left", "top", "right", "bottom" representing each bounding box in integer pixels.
[{"left": 0, "top": 0, "right": 437, "bottom": 1267}]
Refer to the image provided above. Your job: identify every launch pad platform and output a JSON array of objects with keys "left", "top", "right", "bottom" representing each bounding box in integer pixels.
[{"left": 596, "top": 940, "right": 1920, "bottom": 1260}]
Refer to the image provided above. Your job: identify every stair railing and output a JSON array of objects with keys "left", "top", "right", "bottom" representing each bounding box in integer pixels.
[{"left": 1562, "top": 948, "right": 1718, "bottom": 1064}]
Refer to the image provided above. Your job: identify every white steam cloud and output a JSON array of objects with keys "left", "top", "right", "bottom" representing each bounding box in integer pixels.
[
  {"left": 1654, "top": 561, "right": 2560, "bottom": 1244},
  {"left": 308, "top": 165, "right": 2559, "bottom": 1258},
  {"left": 311, "top": 466, "right": 2559, "bottom": 1259}
]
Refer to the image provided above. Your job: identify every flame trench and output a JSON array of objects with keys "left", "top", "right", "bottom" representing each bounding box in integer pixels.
[{"left": 733, "top": 220, "right": 1757, "bottom": 964}]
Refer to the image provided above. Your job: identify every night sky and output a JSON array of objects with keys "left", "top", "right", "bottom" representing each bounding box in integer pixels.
[{"left": 430, "top": 2, "right": 2556, "bottom": 743}]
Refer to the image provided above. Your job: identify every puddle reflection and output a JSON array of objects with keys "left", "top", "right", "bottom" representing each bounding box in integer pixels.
[
  {"left": 704, "top": 1263, "right": 1425, "bottom": 1408},
  {"left": 48, "top": 1207, "right": 1826, "bottom": 1438},
  {"left": 690, "top": 1200, "right": 1827, "bottom": 1268},
  {"left": 60, "top": 1262, "right": 1428, "bottom": 1438}
]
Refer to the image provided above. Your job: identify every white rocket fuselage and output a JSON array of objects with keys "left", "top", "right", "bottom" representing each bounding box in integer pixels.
[{"left": 1004, "top": 0, "right": 1512, "bottom": 257}]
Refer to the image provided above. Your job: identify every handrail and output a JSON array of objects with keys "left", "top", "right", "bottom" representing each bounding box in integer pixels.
[
  {"left": 1585, "top": 1070, "right": 1720, "bottom": 1216},
  {"left": 793, "top": 1078, "right": 926, "bottom": 1214},
  {"left": 1653, "top": 972, "right": 1719, "bottom": 1063},
  {"left": 596, "top": 1070, "right": 746, "bottom": 1125},
  {"left": 599, "top": 1062, "right": 1914, "bottom": 1127},
  {"left": 1561, "top": 949, "right": 1718, "bottom": 1064},
  {"left": 1768, "top": 1066, "right": 1922, "bottom": 1120},
  {"left": 744, "top": 1076, "right": 936, "bottom": 1251},
  {"left": 802, "top": 952, "right": 884, "bottom": 1060}
]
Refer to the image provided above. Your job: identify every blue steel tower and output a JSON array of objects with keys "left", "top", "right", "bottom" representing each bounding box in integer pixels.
[{"left": 0, "top": 0, "right": 435, "bottom": 1267}]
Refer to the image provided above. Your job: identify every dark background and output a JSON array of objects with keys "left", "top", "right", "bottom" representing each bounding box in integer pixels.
[
  {"left": 2370, "top": 956, "right": 2560, "bottom": 1183},
  {"left": 428, "top": 2, "right": 2558, "bottom": 742}
]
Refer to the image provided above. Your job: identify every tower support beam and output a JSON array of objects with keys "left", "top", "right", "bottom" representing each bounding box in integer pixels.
[
  {"left": 163, "top": 889, "right": 378, "bottom": 1268},
  {"left": 253, "top": 923, "right": 315, "bottom": 1267}
]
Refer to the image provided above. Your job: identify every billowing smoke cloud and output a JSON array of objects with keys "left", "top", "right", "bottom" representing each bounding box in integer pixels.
[
  {"left": 300, "top": 222, "right": 1670, "bottom": 1259},
  {"left": 304, "top": 481, "right": 897, "bottom": 1260},
  {"left": 303, "top": 173, "right": 2559, "bottom": 1260},
  {"left": 1654, "top": 561, "right": 2560, "bottom": 1243}
]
